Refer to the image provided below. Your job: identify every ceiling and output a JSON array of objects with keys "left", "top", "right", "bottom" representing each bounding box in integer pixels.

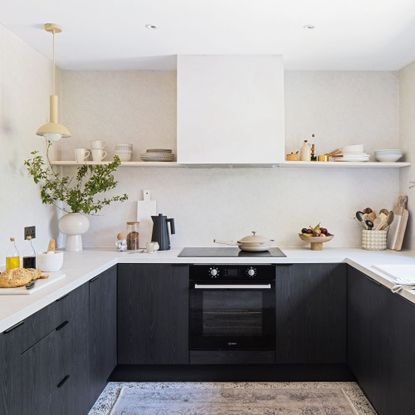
[{"left": 1, "top": 0, "right": 415, "bottom": 71}]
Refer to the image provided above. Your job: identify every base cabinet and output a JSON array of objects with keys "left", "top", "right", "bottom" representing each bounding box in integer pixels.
[
  {"left": 118, "top": 264, "right": 189, "bottom": 365},
  {"left": 89, "top": 266, "right": 117, "bottom": 406},
  {"left": 1, "top": 284, "right": 90, "bottom": 415},
  {"left": 348, "top": 268, "right": 415, "bottom": 415},
  {"left": 276, "top": 264, "right": 347, "bottom": 364}
]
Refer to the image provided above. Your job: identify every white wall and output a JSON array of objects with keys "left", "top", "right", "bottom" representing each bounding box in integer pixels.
[
  {"left": 0, "top": 24, "right": 55, "bottom": 260},
  {"left": 399, "top": 61, "right": 415, "bottom": 249},
  {"left": 59, "top": 70, "right": 400, "bottom": 248}
]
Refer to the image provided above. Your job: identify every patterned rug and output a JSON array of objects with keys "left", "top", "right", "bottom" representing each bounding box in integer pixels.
[{"left": 92, "top": 383, "right": 374, "bottom": 415}]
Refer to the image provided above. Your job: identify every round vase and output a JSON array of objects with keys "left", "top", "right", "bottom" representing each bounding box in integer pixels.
[{"left": 58, "top": 213, "right": 90, "bottom": 252}]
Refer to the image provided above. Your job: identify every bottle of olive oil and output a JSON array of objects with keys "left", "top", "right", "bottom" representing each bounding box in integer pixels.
[{"left": 6, "top": 237, "right": 20, "bottom": 271}]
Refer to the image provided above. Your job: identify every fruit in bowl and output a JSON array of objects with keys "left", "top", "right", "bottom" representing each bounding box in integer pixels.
[{"left": 299, "top": 224, "right": 334, "bottom": 250}]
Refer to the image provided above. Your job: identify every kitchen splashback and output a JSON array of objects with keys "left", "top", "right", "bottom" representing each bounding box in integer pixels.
[{"left": 72, "top": 166, "right": 400, "bottom": 249}]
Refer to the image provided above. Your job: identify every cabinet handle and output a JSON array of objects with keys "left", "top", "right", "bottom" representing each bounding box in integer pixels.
[
  {"left": 57, "top": 375, "right": 70, "bottom": 388},
  {"left": 56, "top": 321, "right": 69, "bottom": 331},
  {"left": 89, "top": 275, "right": 100, "bottom": 283},
  {"left": 56, "top": 294, "right": 68, "bottom": 302},
  {"left": 3, "top": 320, "right": 24, "bottom": 334}
]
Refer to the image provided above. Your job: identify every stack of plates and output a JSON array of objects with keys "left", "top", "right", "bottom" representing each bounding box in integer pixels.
[
  {"left": 336, "top": 144, "right": 369, "bottom": 162},
  {"left": 140, "top": 149, "right": 175, "bottom": 162}
]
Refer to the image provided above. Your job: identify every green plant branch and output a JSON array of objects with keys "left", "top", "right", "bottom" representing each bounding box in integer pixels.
[{"left": 24, "top": 151, "right": 128, "bottom": 215}]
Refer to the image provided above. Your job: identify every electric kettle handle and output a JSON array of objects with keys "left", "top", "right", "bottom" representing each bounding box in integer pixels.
[{"left": 167, "top": 218, "right": 175, "bottom": 235}]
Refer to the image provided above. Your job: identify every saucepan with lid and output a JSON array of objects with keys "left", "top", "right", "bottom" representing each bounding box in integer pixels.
[{"left": 214, "top": 231, "right": 275, "bottom": 252}]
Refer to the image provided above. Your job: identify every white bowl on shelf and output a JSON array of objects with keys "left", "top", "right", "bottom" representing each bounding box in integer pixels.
[
  {"left": 115, "top": 150, "right": 132, "bottom": 161},
  {"left": 115, "top": 143, "right": 133, "bottom": 151},
  {"left": 375, "top": 149, "right": 403, "bottom": 162},
  {"left": 342, "top": 144, "right": 364, "bottom": 154}
]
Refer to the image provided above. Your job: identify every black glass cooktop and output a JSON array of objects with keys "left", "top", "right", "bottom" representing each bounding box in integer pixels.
[{"left": 178, "top": 247, "right": 286, "bottom": 257}]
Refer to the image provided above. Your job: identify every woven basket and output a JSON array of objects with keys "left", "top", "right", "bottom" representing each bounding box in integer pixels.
[{"left": 362, "top": 230, "right": 387, "bottom": 250}]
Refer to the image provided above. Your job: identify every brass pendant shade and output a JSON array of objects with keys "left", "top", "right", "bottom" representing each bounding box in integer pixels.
[{"left": 37, "top": 23, "right": 71, "bottom": 141}]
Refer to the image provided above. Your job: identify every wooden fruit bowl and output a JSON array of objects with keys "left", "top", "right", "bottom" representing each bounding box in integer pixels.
[{"left": 298, "top": 234, "right": 334, "bottom": 251}]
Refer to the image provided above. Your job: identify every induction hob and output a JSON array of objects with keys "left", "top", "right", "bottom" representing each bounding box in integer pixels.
[{"left": 178, "top": 247, "right": 286, "bottom": 257}]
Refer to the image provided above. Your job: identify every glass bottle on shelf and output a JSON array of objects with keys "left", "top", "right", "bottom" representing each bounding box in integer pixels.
[
  {"left": 126, "top": 221, "right": 140, "bottom": 250},
  {"left": 22, "top": 236, "right": 36, "bottom": 269},
  {"left": 6, "top": 237, "right": 20, "bottom": 271}
]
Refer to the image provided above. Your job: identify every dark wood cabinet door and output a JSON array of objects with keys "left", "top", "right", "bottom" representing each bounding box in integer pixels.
[
  {"left": 1, "top": 284, "right": 90, "bottom": 415},
  {"left": 118, "top": 264, "right": 189, "bottom": 364},
  {"left": 348, "top": 267, "right": 415, "bottom": 415},
  {"left": 89, "top": 266, "right": 117, "bottom": 404},
  {"left": 59, "top": 283, "right": 90, "bottom": 415},
  {"left": 276, "top": 263, "right": 347, "bottom": 364}
]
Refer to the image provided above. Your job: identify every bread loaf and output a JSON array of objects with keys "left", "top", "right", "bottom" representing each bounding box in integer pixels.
[{"left": 0, "top": 268, "right": 48, "bottom": 288}]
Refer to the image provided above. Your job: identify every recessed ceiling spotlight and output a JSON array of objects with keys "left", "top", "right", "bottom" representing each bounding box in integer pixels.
[
  {"left": 145, "top": 24, "right": 157, "bottom": 30},
  {"left": 303, "top": 24, "right": 315, "bottom": 30}
]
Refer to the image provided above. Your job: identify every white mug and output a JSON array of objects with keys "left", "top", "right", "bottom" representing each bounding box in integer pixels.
[
  {"left": 91, "top": 149, "right": 108, "bottom": 162},
  {"left": 90, "top": 140, "right": 105, "bottom": 149},
  {"left": 75, "top": 148, "right": 90, "bottom": 163}
]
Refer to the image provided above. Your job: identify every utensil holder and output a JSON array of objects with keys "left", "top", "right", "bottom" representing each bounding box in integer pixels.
[{"left": 362, "top": 230, "right": 387, "bottom": 250}]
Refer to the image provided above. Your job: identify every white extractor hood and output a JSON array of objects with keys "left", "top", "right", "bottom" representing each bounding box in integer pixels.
[{"left": 176, "top": 55, "right": 285, "bottom": 165}]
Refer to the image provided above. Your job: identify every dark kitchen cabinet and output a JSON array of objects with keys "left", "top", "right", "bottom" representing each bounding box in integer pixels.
[
  {"left": 276, "top": 263, "right": 347, "bottom": 364},
  {"left": 1, "top": 284, "right": 90, "bottom": 415},
  {"left": 89, "top": 266, "right": 117, "bottom": 405},
  {"left": 118, "top": 264, "right": 189, "bottom": 364},
  {"left": 348, "top": 267, "right": 415, "bottom": 415}
]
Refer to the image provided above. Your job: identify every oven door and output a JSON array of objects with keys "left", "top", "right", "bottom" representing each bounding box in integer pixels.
[{"left": 189, "top": 280, "right": 275, "bottom": 352}]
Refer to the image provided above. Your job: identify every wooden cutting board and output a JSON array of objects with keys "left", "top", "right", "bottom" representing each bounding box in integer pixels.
[
  {"left": 388, "top": 195, "right": 409, "bottom": 251},
  {"left": 137, "top": 190, "right": 157, "bottom": 248}
]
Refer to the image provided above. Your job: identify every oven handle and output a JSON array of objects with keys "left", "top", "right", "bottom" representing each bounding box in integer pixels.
[{"left": 193, "top": 284, "right": 272, "bottom": 290}]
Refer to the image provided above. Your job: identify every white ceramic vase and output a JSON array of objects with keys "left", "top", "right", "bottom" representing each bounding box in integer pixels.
[{"left": 59, "top": 213, "right": 90, "bottom": 252}]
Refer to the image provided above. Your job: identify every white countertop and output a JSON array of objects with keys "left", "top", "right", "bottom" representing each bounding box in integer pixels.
[{"left": 1, "top": 247, "right": 415, "bottom": 333}]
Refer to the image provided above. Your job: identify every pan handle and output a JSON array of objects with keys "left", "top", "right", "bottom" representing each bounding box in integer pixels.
[{"left": 213, "top": 239, "right": 237, "bottom": 247}]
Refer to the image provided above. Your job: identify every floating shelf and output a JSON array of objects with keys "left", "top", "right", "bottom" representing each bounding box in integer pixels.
[
  {"left": 277, "top": 161, "right": 410, "bottom": 169},
  {"left": 50, "top": 160, "right": 410, "bottom": 169},
  {"left": 50, "top": 161, "right": 179, "bottom": 167}
]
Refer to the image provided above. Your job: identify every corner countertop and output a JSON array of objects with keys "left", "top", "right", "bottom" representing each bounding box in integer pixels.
[{"left": 1, "top": 247, "right": 415, "bottom": 333}]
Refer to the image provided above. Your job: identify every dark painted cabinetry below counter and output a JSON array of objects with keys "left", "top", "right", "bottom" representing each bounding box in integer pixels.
[
  {"left": 276, "top": 264, "right": 347, "bottom": 364},
  {"left": 0, "top": 266, "right": 117, "bottom": 415},
  {"left": 348, "top": 267, "right": 415, "bottom": 415},
  {"left": 117, "top": 264, "right": 189, "bottom": 365},
  {"left": 89, "top": 266, "right": 117, "bottom": 406}
]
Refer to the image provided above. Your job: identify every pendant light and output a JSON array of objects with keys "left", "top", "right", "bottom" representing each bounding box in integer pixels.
[{"left": 36, "top": 23, "right": 71, "bottom": 141}]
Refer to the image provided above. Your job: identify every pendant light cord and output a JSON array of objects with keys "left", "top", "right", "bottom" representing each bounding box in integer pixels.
[{"left": 52, "top": 30, "right": 56, "bottom": 95}]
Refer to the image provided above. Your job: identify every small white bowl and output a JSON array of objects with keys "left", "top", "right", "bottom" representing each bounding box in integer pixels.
[
  {"left": 115, "top": 144, "right": 133, "bottom": 151},
  {"left": 37, "top": 251, "right": 64, "bottom": 272},
  {"left": 375, "top": 153, "right": 402, "bottom": 162},
  {"left": 115, "top": 151, "right": 132, "bottom": 161},
  {"left": 342, "top": 144, "right": 364, "bottom": 154}
]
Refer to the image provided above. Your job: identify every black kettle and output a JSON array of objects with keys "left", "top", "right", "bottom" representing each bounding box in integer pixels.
[{"left": 151, "top": 214, "right": 175, "bottom": 251}]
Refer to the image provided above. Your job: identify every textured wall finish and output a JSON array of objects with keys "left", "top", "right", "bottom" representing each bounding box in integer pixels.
[
  {"left": 399, "top": 61, "right": 415, "bottom": 249},
  {"left": 70, "top": 166, "right": 399, "bottom": 249},
  {"left": 59, "top": 70, "right": 400, "bottom": 248},
  {"left": 0, "top": 24, "right": 55, "bottom": 260}
]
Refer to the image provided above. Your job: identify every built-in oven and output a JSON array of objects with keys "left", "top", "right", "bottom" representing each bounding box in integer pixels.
[{"left": 189, "top": 264, "right": 276, "bottom": 364}]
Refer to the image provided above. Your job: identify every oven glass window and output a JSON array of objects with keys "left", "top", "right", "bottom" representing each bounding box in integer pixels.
[{"left": 202, "top": 291, "right": 263, "bottom": 337}]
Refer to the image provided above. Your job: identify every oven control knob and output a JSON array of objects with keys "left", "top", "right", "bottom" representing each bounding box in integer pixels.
[
  {"left": 209, "top": 267, "right": 220, "bottom": 278},
  {"left": 247, "top": 267, "right": 257, "bottom": 278}
]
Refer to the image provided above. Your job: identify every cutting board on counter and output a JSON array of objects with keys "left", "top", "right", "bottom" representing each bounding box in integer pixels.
[
  {"left": 0, "top": 271, "right": 66, "bottom": 295},
  {"left": 388, "top": 195, "right": 409, "bottom": 251},
  {"left": 137, "top": 190, "right": 157, "bottom": 248}
]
